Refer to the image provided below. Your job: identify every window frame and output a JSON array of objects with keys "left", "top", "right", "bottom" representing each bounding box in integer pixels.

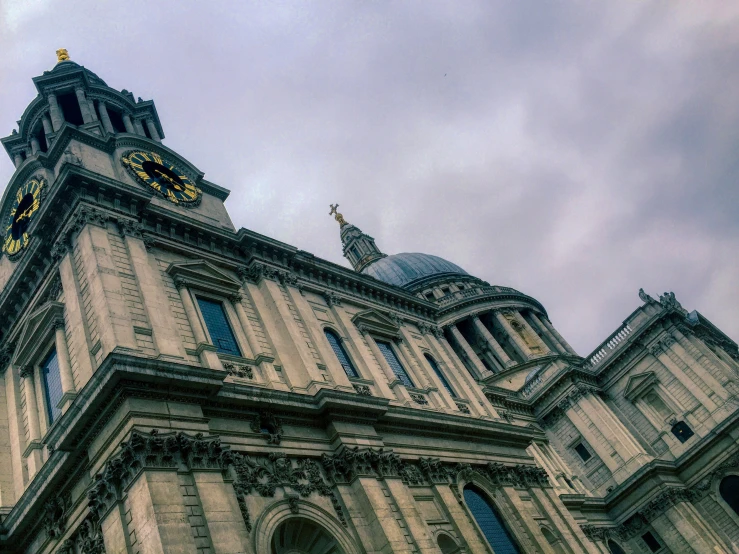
[
  {"left": 572, "top": 441, "right": 593, "bottom": 464},
  {"left": 323, "top": 327, "right": 360, "bottom": 379},
  {"left": 39, "top": 344, "right": 64, "bottom": 428},
  {"left": 194, "top": 293, "right": 243, "bottom": 358},
  {"left": 375, "top": 339, "right": 415, "bottom": 388},
  {"left": 424, "top": 353, "right": 456, "bottom": 398},
  {"left": 716, "top": 472, "right": 739, "bottom": 526}
]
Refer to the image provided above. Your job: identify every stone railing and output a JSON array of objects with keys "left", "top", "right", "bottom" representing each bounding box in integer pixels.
[
  {"left": 584, "top": 323, "right": 633, "bottom": 369},
  {"left": 436, "top": 285, "right": 520, "bottom": 308}
]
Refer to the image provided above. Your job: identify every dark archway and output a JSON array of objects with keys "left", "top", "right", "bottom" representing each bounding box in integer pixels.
[
  {"left": 271, "top": 518, "right": 344, "bottom": 554},
  {"left": 437, "top": 532, "right": 461, "bottom": 553},
  {"left": 608, "top": 539, "right": 627, "bottom": 554},
  {"left": 720, "top": 475, "right": 739, "bottom": 517}
]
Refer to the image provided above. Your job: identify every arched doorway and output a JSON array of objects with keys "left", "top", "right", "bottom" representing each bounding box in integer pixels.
[
  {"left": 720, "top": 475, "right": 739, "bottom": 517},
  {"left": 271, "top": 518, "right": 344, "bottom": 554},
  {"left": 463, "top": 485, "right": 521, "bottom": 553}
]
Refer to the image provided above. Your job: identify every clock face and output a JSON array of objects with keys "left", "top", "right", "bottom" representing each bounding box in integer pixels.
[
  {"left": 3, "top": 177, "right": 44, "bottom": 259},
  {"left": 122, "top": 150, "right": 201, "bottom": 205}
]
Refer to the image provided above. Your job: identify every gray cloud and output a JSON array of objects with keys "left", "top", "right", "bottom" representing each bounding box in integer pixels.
[{"left": 1, "top": 1, "right": 738, "bottom": 353}]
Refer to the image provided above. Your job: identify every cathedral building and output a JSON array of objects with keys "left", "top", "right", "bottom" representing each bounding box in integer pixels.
[{"left": 0, "top": 50, "right": 736, "bottom": 554}]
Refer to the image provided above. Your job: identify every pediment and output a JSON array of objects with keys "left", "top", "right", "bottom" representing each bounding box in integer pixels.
[
  {"left": 166, "top": 260, "right": 241, "bottom": 295},
  {"left": 351, "top": 309, "right": 401, "bottom": 339},
  {"left": 623, "top": 371, "right": 658, "bottom": 401},
  {"left": 14, "top": 301, "right": 64, "bottom": 367}
]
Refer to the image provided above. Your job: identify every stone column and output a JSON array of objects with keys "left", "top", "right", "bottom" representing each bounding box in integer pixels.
[
  {"left": 176, "top": 280, "right": 222, "bottom": 370},
  {"left": 447, "top": 325, "right": 491, "bottom": 379},
  {"left": 58, "top": 251, "right": 94, "bottom": 386},
  {"left": 53, "top": 321, "right": 76, "bottom": 412},
  {"left": 662, "top": 500, "right": 732, "bottom": 553},
  {"left": 12, "top": 154, "right": 22, "bottom": 168},
  {"left": 472, "top": 315, "right": 514, "bottom": 368},
  {"left": 74, "top": 87, "right": 93, "bottom": 124},
  {"left": 529, "top": 311, "right": 567, "bottom": 354},
  {"left": 47, "top": 94, "right": 63, "bottom": 131},
  {"left": 87, "top": 97, "right": 98, "bottom": 121},
  {"left": 41, "top": 115, "right": 53, "bottom": 139},
  {"left": 650, "top": 344, "right": 718, "bottom": 413},
  {"left": 528, "top": 487, "right": 600, "bottom": 554},
  {"left": 20, "top": 367, "right": 43, "bottom": 477},
  {"left": 30, "top": 137, "right": 40, "bottom": 155},
  {"left": 541, "top": 315, "right": 577, "bottom": 355},
  {"left": 664, "top": 334, "right": 729, "bottom": 401},
  {"left": 133, "top": 118, "right": 146, "bottom": 136},
  {"left": 146, "top": 119, "right": 161, "bottom": 141},
  {"left": 513, "top": 310, "right": 551, "bottom": 354},
  {"left": 98, "top": 101, "right": 114, "bottom": 133},
  {"left": 122, "top": 114, "right": 135, "bottom": 133},
  {"left": 21, "top": 369, "right": 40, "bottom": 442},
  {"left": 494, "top": 310, "right": 532, "bottom": 360},
  {"left": 192, "top": 472, "right": 250, "bottom": 553}
]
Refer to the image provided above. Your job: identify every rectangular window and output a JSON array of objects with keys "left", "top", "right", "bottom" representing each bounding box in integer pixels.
[
  {"left": 376, "top": 340, "right": 414, "bottom": 387},
  {"left": 671, "top": 421, "right": 694, "bottom": 443},
  {"left": 197, "top": 297, "right": 241, "bottom": 356},
  {"left": 41, "top": 348, "right": 63, "bottom": 425},
  {"left": 574, "top": 442, "right": 592, "bottom": 463},
  {"left": 641, "top": 531, "right": 662, "bottom": 552}
]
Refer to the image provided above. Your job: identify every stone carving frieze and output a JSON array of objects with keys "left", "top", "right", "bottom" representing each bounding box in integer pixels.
[
  {"left": 323, "top": 291, "right": 342, "bottom": 308},
  {"left": 352, "top": 384, "right": 372, "bottom": 396},
  {"left": 231, "top": 452, "right": 346, "bottom": 531},
  {"left": 43, "top": 491, "right": 71, "bottom": 539},
  {"left": 222, "top": 361, "right": 253, "bottom": 379}
]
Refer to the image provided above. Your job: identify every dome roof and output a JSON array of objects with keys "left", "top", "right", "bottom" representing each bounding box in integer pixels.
[{"left": 361, "top": 252, "right": 468, "bottom": 289}]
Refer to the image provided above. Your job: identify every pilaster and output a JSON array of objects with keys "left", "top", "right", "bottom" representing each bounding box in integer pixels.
[
  {"left": 472, "top": 315, "right": 514, "bottom": 368},
  {"left": 447, "top": 325, "right": 491, "bottom": 379},
  {"left": 494, "top": 310, "right": 532, "bottom": 360}
]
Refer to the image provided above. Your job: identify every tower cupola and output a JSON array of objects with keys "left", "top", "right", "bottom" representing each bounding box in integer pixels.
[
  {"left": 329, "top": 204, "right": 387, "bottom": 272},
  {"left": 1, "top": 49, "right": 165, "bottom": 169}
]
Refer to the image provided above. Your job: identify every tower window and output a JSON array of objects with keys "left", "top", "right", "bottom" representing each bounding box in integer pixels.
[
  {"left": 41, "top": 348, "right": 63, "bottom": 425},
  {"left": 376, "top": 340, "right": 414, "bottom": 387},
  {"left": 463, "top": 485, "right": 521, "bottom": 553},
  {"left": 350, "top": 245, "right": 361, "bottom": 260},
  {"left": 196, "top": 297, "right": 241, "bottom": 356},
  {"left": 641, "top": 531, "right": 662, "bottom": 552},
  {"left": 33, "top": 123, "right": 48, "bottom": 153},
  {"left": 425, "top": 292, "right": 435, "bottom": 301},
  {"left": 57, "top": 92, "right": 84, "bottom": 126},
  {"left": 107, "top": 107, "right": 127, "bottom": 133},
  {"left": 574, "top": 442, "right": 592, "bottom": 462},
  {"left": 324, "top": 329, "right": 359, "bottom": 378},
  {"left": 425, "top": 354, "right": 455, "bottom": 397},
  {"left": 671, "top": 421, "right": 694, "bottom": 443}
]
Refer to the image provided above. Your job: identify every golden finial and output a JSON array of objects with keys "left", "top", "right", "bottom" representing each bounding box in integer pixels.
[
  {"left": 329, "top": 203, "right": 347, "bottom": 226},
  {"left": 56, "top": 49, "right": 70, "bottom": 63}
]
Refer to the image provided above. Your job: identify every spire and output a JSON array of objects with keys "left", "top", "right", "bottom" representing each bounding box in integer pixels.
[{"left": 328, "top": 204, "right": 386, "bottom": 272}]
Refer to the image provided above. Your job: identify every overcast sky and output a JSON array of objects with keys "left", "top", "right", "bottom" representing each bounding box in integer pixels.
[{"left": 1, "top": 1, "right": 738, "bottom": 355}]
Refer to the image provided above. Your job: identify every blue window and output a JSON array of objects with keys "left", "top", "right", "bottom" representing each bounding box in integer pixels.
[
  {"left": 376, "top": 340, "right": 414, "bottom": 387},
  {"left": 197, "top": 297, "right": 241, "bottom": 356},
  {"left": 41, "top": 348, "right": 63, "bottom": 425},
  {"left": 463, "top": 486, "right": 521, "bottom": 554},
  {"left": 425, "top": 354, "right": 455, "bottom": 397},
  {"left": 324, "top": 329, "right": 359, "bottom": 378}
]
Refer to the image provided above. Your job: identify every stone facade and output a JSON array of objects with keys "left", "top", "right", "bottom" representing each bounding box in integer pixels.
[{"left": 0, "top": 54, "right": 735, "bottom": 553}]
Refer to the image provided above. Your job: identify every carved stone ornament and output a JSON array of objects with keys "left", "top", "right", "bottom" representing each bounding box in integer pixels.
[
  {"left": 231, "top": 451, "right": 347, "bottom": 531},
  {"left": 659, "top": 291, "right": 687, "bottom": 314},
  {"left": 353, "top": 384, "right": 372, "bottom": 396},
  {"left": 323, "top": 291, "right": 342, "bottom": 308},
  {"left": 42, "top": 275, "right": 63, "bottom": 303},
  {"left": 410, "top": 393, "right": 429, "bottom": 405},
  {"left": 59, "top": 514, "right": 105, "bottom": 554},
  {"left": 88, "top": 429, "right": 232, "bottom": 520},
  {"left": 43, "top": 491, "right": 71, "bottom": 539},
  {"left": 639, "top": 288, "right": 656, "bottom": 304},
  {"left": 250, "top": 411, "right": 283, "bottom": 445},
  {"left": 431, "top": 326, "right": 445, "bottom": 340},
  {"left": 117, "top": 218, "right": 143, "bottom": 238},
  {"left": 222, "top": 361, "right": 253, "bottom": 379},
  {"left": 50, "top": 240, "right": 69, "bottom": 262},
  {"left": 455, "top": 402, "right": 471, "bottom": 414}
]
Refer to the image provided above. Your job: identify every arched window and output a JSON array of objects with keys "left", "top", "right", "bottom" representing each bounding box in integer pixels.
[
  {"left": 376, "top": 340, "right": 414, "bottom": 387},
  {"left": 271, "top": 517, "right": 344, "bottom": 554},
  {"left": 607, "top": 540, "right": 626, "bottom": 554},
  {"left": 437, "top": 533, "right": 460, "bottom": 554},
  {"left": 720, "top": 475, "right": 739, "bottom": 517},
  {"left": 324, "top": 329, "right": 359, "bottom": 378},
  {"left": 463, "top": 485, "right": 521, "bottom": 554},
  {"left": 425, "top": 354, "right": 456, "bottom": 397},
  {"left": 41, "top": 348, "right": 63, "bottom": 425}
]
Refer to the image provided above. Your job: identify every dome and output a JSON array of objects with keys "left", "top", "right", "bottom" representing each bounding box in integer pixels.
[{"left": 361, "top": 252, "right": 469, "bottom": 289}]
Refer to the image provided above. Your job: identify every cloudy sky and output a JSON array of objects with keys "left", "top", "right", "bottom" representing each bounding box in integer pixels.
[{"left": 1, "top": 1, "right": 738, "bottom": 355}]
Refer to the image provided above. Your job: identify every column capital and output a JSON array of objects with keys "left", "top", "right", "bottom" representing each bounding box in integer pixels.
[{"left": 19, "top": 366, "right": 34, "bottom": 379}]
